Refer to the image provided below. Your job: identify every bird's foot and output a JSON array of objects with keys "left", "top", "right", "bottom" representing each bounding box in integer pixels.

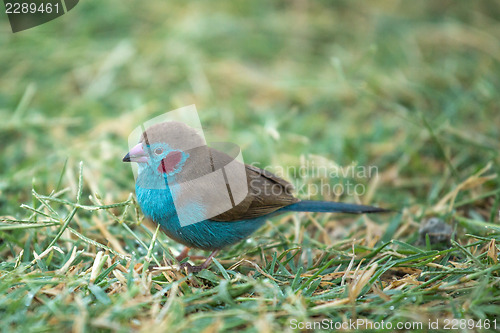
[
  {"left": 179, "top": 262, "right": 205, "bottom": 273},
  {"left": 178, "top": 250, "right": 220, "bottom": 274}
]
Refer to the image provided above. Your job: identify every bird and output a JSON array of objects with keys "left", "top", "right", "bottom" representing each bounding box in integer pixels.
[{"left": 123, "top": 121, "right": 387, "bottom": 272}]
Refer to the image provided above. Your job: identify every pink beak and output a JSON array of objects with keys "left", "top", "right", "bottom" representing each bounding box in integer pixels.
[{"left": 123, "top": 143, "right": 149, "bottom": 163}]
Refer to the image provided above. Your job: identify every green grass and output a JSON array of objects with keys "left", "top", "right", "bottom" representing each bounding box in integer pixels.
[{"left": 1, "top": 0, "right": 500, "bottom": 332}]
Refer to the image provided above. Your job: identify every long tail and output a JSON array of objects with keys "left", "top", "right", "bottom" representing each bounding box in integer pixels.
[{"left": 281, "top": 200, "right": 388, "bottom": 214}]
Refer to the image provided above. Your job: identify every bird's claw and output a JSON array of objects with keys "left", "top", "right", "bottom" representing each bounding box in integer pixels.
[{"left": 179, "top": 262, "right": 205, "bottom": 273}]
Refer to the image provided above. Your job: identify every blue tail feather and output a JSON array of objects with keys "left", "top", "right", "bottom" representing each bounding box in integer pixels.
[{"left": 281, "top": 200, "right": 387, "bottom": 214}]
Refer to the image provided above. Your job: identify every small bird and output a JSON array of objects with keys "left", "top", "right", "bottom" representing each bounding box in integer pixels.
[{"left": 123, "top": 121, "right": 386, "bottom": 272}]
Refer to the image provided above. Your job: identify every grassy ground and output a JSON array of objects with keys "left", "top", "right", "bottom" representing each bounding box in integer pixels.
[{"left": 1, "top": 1, "right": 500, "bottom": 332}]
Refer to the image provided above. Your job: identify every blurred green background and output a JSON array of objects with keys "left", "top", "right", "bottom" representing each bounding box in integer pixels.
[
  {"left": 1, "top": 0, "right": 500, "bottom": 331},
  {"left": 2, "top": 0, "right": 498, "bottom": 214}
]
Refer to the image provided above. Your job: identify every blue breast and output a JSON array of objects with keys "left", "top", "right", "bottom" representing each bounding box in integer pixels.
[{"left": 135, "top": 184, "right": 266, "bottom": 251}]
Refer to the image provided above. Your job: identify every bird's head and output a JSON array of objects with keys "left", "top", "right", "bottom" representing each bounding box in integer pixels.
[{"left": 123, "top": 121, "right": 204, "bottom": 178}]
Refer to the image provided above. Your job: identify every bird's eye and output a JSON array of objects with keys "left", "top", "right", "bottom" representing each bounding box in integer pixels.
[{"left": 154, "top": 148, "right": 164, "bottom": 155}]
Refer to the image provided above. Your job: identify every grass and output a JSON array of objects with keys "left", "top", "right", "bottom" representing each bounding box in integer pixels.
[{"left": 1, "top": 0, "right": 500, "bottom": 332}]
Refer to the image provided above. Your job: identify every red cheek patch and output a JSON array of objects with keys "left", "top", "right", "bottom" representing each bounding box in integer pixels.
[{"left": 158, "top": 151, "right": 183, "bottom": 174}]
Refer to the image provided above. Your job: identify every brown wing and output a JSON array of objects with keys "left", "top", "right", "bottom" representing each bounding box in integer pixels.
[
  {"left": 211, "top": 163, "right": 299, "bottom": 222},
  {"left": 172, "top": 145, "right": 299, "bottom": 222}
]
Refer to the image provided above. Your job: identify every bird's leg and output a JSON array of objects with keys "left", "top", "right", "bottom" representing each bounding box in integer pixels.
[
  {"left": 176, "top": 247, "right": 191, "bottom": 262},
  {"left": 180, "top": 250, "right": 220, "bottom": 273},
  {"left": 199, "top": 250, "right": 219, "bottom": 269}
]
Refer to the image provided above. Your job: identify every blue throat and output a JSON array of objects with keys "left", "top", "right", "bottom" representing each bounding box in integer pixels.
[{"left": 135, "top": 170, "right": 266, "bottom": 251}]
